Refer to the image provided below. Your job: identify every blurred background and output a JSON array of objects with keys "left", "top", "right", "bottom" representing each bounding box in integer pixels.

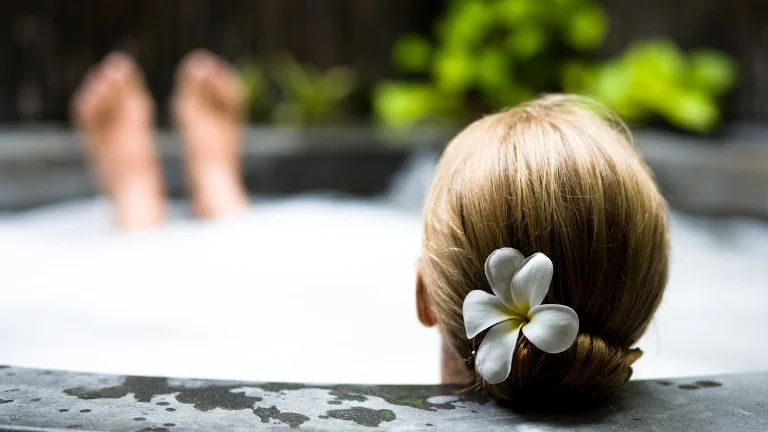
[{"left": 0, "top": 0, "right": 766, "bottom": 384}]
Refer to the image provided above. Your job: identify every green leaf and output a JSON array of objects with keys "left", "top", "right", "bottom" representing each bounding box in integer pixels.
[
  {"left": 493, "top": 0, "right": 538, "bottom": 27},
  {"left": 261, "top": 54, "right": 359, "bottom": 125},
  {"left": 552, "top": 0, "right": 579, "bottom": 8},
  {"left": 432, "top": 49, "right": 475, "bottom": 92},
  {"left": 477, "top": 48, "right": 512, "bottom": 91},
  {"left": 319, "top": 66, "right": 359, "bottom": 99},
  {"left": 270, "top": 54, "right": 313, "bottom": 100},
  {"left": 560, "top": 61, "right": 594, "bottom": 93},
  {"left": 393, "top": 34, "right": 433, "bottom": 73},
  {"left": 488, "top": 82, "right": 535, "bottom": 109},
  {"left": 690, "top": 49, "right": 738, "bottom": 94},
  {"left": 661, "top": 90, "right": 719, "bottom": 133},
  {"left": 505, "top": 25, "right": 549, "bottom": 60},
  {"left": 437, "top": 0, "right": 492, "bottom": 49},
  {"left": 565, "top": 4, "right": 608, "bottom": 51},
  {"left": 585, "top": 61, "right": 646, "bottom": 120},
  {"left": 236, "top": 59, "right": 267, "bottom": 108},
  {"left": 372, "top": 82, "right": 457, "bottom": 129},
  {"left": 623, "top": 40, "right": 686, "bottom": 84}
]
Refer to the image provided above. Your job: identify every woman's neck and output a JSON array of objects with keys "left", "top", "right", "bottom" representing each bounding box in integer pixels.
[{"left": 440, "top": 337, "right": 472, "bottom": 385}]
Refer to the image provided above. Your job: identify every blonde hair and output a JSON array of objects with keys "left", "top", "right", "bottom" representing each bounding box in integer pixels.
[{"left": 421, "top": 94, "right": 669, "bottom": 408}]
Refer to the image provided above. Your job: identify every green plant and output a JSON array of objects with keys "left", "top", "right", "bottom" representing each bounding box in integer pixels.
[
  {"left": 237, "top": 54, "right": 359, "bottom": 126},
  {"left": 374, "top": 0, "right": 737, "bottom": 133},
  {"left": 564, "top": 40, "right": 737, "bottom": 133},
  {"left": 374, "top": 0, "right": 608, "bottom": 129}
]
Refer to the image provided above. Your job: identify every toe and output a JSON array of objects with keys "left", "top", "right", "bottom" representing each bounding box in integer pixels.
[
  {"left": 103, "top": 52, "right": 134, "bottom": 69},
  {"left": 209, "top": 61, "right": 245, "bottom": 112},
  {"left": 103, "top": 52, "right": 145, "bottom": 92},
  {"left": 103, "top": 53, "right": 141, "bottom": 81},
  {"left": 76, "top": 71, "right": 113, "bottom": 127},
  {"left": 178, "top": 49, "right": 214, "bottom": 83},
  {"left": 173, "top": 49, "right": 245, "bottom": 120},
  {"left": 72, "top": 52, "right": 150, "bottom": 131},
  {"left": 102, "top": 55, "right": 132, "bottom": 87},
  {"left": 92, "top": 68, "right": 121, "bottom": 110},
  {"left": 191, "top": 53, "right": 244, "bottom": 111},
  {"left": 71, "top": 68, "right": 101, "bottom": 124}
]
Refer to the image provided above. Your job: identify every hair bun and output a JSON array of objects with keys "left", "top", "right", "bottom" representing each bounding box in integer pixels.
[{"left": 480, "top": 333, "right": 642, "bottom": 411}]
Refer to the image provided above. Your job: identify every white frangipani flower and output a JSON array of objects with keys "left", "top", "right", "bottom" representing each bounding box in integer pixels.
[{"left": 463, "top": 248, "right": 579, "bottom": 384}]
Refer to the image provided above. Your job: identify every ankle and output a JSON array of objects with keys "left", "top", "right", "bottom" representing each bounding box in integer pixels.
[
  {"left": 190, "top": 167, "right": 248, "bottom": 219},
  {"left": 112, "top": 177, "right": 166, "bottom": 231}
]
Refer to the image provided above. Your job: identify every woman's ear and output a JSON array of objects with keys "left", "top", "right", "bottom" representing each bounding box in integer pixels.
[{"left": 416, "top": 271, "right": 437, "bottom": 327}]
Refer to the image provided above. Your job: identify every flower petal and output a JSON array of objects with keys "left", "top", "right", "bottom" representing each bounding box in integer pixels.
[
  {"left": 522, "top": 304, "right": 579, "bottom": 354},
  {"left": 510, "top": 253, "right": 553, "bottom": 311},
  {"left": 463, "top": 290, "right": 514, "bottom": 338},
  {"left": 484, "top": 248, "right": 525, "bottom": 310},
  {"left": 475, "top": 319, "right": 524, "bottom": 384}
]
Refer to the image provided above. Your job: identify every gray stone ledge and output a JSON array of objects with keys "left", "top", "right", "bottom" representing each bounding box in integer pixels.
[
  {"left": 0, "top": 366, "right": 765, "bottom": 431},
  {"left": 0, "top": 126, "right": 767, "bottom": 218},
  {"left": 634, "top": 131, "right": 768, "bottom": 219},
  {"left": 0, "top": 127, "right": 426, "bottom": 210}
]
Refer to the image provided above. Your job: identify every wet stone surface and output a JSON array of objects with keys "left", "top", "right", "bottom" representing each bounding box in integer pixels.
[
  {"left": 253, "top": 405, "right": 310, "bottom": 429},
  {"left": 326, "top": 407, "right": 396, "bottom": 427},
  {"left": 0, "top": 366, "right": 764, "bottom": 430}
]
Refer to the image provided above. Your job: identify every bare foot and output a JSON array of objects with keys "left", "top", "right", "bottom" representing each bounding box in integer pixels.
[
  {"left": 71, "top": 53, "right": 165, "bottom": 232},
  {"left": 172, "top": 50, "right": 249, "bottom": 219}
]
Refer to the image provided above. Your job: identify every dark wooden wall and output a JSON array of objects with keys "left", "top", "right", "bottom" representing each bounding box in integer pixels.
[
  {"left": 0, "top": 0, "right": 440, "bottom": 123},
  {"left": 0, "top": 0, "right": 766, "bottom": 124}
]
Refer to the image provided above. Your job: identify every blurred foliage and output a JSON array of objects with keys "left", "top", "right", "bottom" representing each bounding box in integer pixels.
[
  {"left": 373, "top": 0, "right": 738, "bottom": 133},
  {"left": 237, "top": 54, "right": 359, "bottom": 126},
  {"left": 565, "top": 41, "right": 738, "bottom": 133},
  {"left": 372, "top": 82, "right": 460, "bottom": 130}
]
